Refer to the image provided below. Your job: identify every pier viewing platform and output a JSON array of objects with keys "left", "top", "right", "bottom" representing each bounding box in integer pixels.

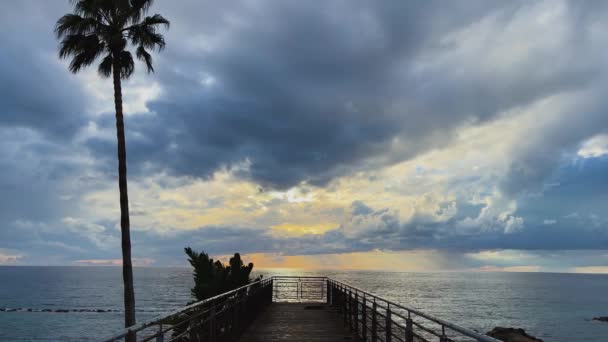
[{"left": 103, "top": 276, "right": 500, "bottom": 342}]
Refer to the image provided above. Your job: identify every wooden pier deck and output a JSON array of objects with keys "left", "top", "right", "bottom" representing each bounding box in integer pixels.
[{"left": 237, "top": 303, "right": 358, "bottom": 342}]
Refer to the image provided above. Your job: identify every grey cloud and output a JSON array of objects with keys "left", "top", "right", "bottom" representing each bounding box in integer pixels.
[
  {"left": 501, "top": 89, "right": 608, "bottom": 196},
  {"left": 0, "top": 1, "right": 89, "bottom": 139},
  {"left": 172, "top": 1, "right": 604, "bottom": 189},
  {"left": 84, "top": 0, "right": 603, "bottom": 189}
]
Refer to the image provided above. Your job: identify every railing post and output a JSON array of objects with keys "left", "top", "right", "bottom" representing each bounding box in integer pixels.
[
  {"left": 348, "top": 289, "right": 353, "bottom": 330},
  {"left": 371, "top": 300, "right": 377, "bottom": 342},
  {"left": 405, "top": 312, "right": 414, "bottom": 342},
  {"left": 362, "top": 296, "right": 367, "bottom": 341},
  {"left": 385, "top": 305, "right": 392, "bottom": 342},
  {"left": 270, "top": 278, "right": 274, "bottom": 303},
  {"left": 232, "top": 294, "right": 240, "bottom": 337},
  {"left": 209, "top": 305, "right": 216, "bottom": 342},
  {"left": 326, "top": 280, "right": 331, "bottom": 305},
  {"left": 155, "top": 323, "right": 164, "bottom": 342},
  {"left": 343, "top": 286, "right": 348, "bottom": 326},
  {"left": 332, "top": 283, "right": 337, "bottom": 307},
  {"left": 440, "top": 325, "right": 448, "bottom": 342},
  {"left": 354, "top": 292, "right": 359, "bottom": 336}
]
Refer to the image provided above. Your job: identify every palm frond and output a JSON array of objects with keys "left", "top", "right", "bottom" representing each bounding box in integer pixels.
[
  {"left": 130, "top": 0, "right": 154, "bottom": 12},
  {"left": 73, "top": 0, "right": 118, "bottom": 25},
  {"left": 72, "top": 0, "right": 102, "bottom": 19},
  {"left": 142, "top": 14, "right": 169, "bottom": 29},
  {"left": 58, "top": 0, "right": 168, "bottom": 78},
  {"left": 59, "top": 34, "right": 105, "bottom": 74},
  {"left": 68, "top": 49, "right": 103, "bottom": 73},
  {"left": 98, "top": 53, "right": 113, "bottom": 77},
  {"left": 136, "top": 46, "right": 154, "bottom": 73},
  {"left": 55, "top": 14, "right": 102, "bottom": 38},
  {"left": 127, "top": 22, "right": 166, "bottom": 51},
  {"left": 58, "top": 34, "right": 85, "bottom": 59},
  {"left": 118, "top": 50, "right": 135, "bottom": 79},
  {"left": 129, "top": 0, "right": 154, "bottom": 23}
]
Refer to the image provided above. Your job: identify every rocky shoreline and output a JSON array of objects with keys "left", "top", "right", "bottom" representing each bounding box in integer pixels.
[{"left": 486, "top": 327, "right": 543, "bottom": 342}]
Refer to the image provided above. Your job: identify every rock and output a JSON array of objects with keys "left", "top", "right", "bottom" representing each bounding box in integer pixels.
[
  {"left": 593, "top": 316, "right": 608, "bottom": 322},
  {"left": 55, "top": 309, "right": 69, "bottom": 313},
  {"left": 486, "top": 327, "right": 543, "bottom": 342}
]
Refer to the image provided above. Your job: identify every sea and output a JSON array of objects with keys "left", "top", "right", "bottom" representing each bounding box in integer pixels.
[{"left": 0, "top": 267, "right": 607, "bottom": 341}]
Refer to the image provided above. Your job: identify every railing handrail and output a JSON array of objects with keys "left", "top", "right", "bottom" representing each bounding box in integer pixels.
[
  {"left": 327, "top": 278, "right": 500, "bottom": 342},
  {"left": 101, "top": 277, "right": 272, "bottom": 342}
]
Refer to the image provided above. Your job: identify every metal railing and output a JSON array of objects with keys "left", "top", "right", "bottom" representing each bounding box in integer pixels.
[
  {"left": 327, "top": 279, "right": 500, "bottom": 342},
  {"left": 102, "top": 276, "right": 500, "bottom": 342},
  {"left": 102, "top": 278, "right": 273, "bottom": 342},
  {"left": 272, "top": 276, "right": 327, "bottom": 302}
]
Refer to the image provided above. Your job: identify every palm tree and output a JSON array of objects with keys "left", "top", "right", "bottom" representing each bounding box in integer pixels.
[{"left": 55, "top": 0, "right": 169, "bottom": 337}]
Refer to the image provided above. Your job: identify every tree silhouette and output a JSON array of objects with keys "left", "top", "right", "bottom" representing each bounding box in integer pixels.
[
  {"left": 185, "top": 248, "right": 260, "bottom": 302},
  {"left": 55, "top": 1, "right": 169, "bottom": 338}
]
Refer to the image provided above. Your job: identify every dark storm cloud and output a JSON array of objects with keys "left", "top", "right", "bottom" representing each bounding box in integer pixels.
[
  {"left": 1, "top": 0, "right": 606, "bottom": 191},
  {"left": 0, "top": 2, "right": 89, "bottom": 138},
  {"left": 83, "top": 0, "right": 605, "bottom": 189},
  {"left": 100, "top": 1, "right": 598, "bottom": 187}
]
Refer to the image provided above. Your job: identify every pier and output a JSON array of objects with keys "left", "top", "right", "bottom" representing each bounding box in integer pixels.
[{"left": 103, "top": 276, "right": 500, "bottom": 342}]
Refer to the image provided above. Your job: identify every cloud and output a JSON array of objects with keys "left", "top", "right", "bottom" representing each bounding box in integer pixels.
[
  {"left": 474, "top": 265, "right": 541, "bottom": 273},
  {"left": 570, "top": 266, "right": 608, "bottom": 274},
  {"left": 62, "top": 217, "right": 120, "bottom": 250},
  {"left": 0, "top": 2, "right": 90, "bottom": 139},
  {"left": 578, "top": 134, "right": 608, "bottom": 158},
  {"left": 76, "top": 0, "right": 606, "bottom": 190},
  {"left": 0, "top": 250, "right": 22, "bottom": 265}
]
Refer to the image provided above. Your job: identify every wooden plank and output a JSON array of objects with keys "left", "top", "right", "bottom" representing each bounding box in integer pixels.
[{"left": 238, "top": 303, "right": 359, "bottom": 342}]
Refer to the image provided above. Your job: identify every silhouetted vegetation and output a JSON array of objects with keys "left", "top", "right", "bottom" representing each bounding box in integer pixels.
[
  {"left": 163, "top": 250, "right": 262, "bottom": 338},
  {"left": 185, "top": 247, "right": 262, "bottom": 301}
]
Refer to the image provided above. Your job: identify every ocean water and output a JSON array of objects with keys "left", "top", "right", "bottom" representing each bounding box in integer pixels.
[{"left": 0, "top": 267, "right": 607, "bottom": 341}]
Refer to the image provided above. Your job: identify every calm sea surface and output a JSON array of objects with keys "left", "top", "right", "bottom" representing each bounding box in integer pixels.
[{"left": 0, "top": 267, "right": 607, "bottom": 341}]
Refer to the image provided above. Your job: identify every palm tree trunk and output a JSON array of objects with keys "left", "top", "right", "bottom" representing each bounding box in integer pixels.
[{"left": 113, "top": 60, "right": 136, "bottom": 341}]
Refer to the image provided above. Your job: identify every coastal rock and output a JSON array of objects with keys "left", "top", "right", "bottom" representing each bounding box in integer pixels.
[
  {"left": 593, "top": 316, "right": 608, "bottom": 322},
  {"left": 486, "top": 327, "right": 543, "bottom": 342}
]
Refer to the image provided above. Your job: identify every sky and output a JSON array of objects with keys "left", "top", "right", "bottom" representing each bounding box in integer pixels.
[{"left": 0, "top": 0, "right": 607, "bottom": 272}]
